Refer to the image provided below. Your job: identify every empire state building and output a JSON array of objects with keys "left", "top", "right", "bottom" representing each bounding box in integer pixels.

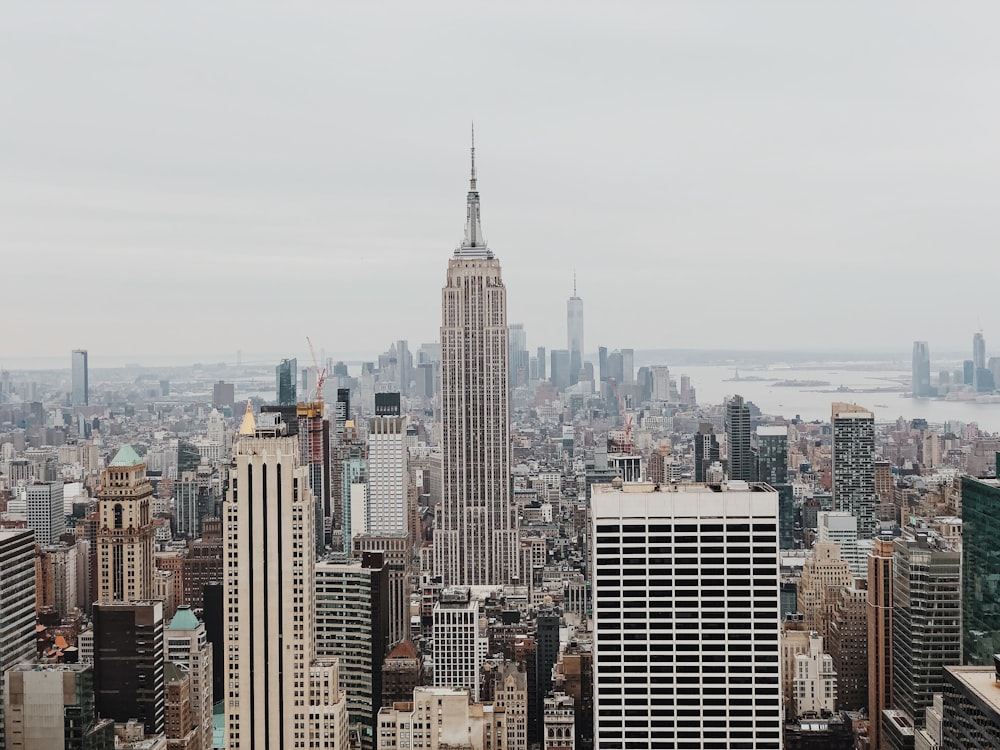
[{"left": 434, "top": 135, "right": 518, "bottom": 587}]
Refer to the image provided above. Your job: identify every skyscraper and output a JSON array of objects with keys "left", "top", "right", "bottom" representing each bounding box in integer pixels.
[
  {"left": 224, "top": 409, "right": 349, "bottom": 749},
  {"left": 567, "top": 278, "right": 584, "bottom": 386},
  {"left": 912, "top": 341, "right": 931, "bottom": 397},
  {"left": 0, "top": 529, "right": 37, "bottom": 750},
  {"left": 693, "top": 423, "right": 720, "bottom": 483},
  {"left": 315, "top": 553, "right": 390, "bottom": 749},
  {"left": 974, "top": 331, "right": 986, "bottom": 373},
  {"left": 3, "top": 662, "right": 115, "bottom": 750},
  {"left": 96, "top": 445, "right": 154, "bottom": 603},
  {"left": 367, "top": 403, "right": 408, "bottom": 538},
  {"left": 24, "top": 479, "right": 65, "bottom": 545},
  {"left": 867, "top": 537, "right": 894, "bottom": 750},
  {"left": 434, "top": 135, "right": 518, "bottom": 587},
  {"left": 71, "top": 349, "right": 88, "bottom": 407},
  {"left": 725, "top": 394, "right": 753, "bottom": 481},
  {"left": 960, "top": 476, "right": 1000, "bottom": 665},
  {"left": 590, "top": 481, "right": 782, "bottom": 747},
  {"left": 166, "top": 605, "right": 214, "bottom": 750},
  {"left": 831, "top": 403, "right": 877, "bottom": 539},
  {"left": 276, "top": 357, "right": 297, "bottom": 405},
  {"left": 885, "top": 533, "right": 961, "bottom": 749},
  {"left": 93, "top": 601, "right": 165, "bottom": 735},
  {"left": 509, "top": 323, "right": 529, "bottom": 389}
]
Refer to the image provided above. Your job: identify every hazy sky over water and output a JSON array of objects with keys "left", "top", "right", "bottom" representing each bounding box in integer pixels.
[{"left": 4, "top": 1, "right": 1000, "bottom": 365}]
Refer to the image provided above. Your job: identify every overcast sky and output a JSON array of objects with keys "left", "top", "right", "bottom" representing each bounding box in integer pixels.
[{"left": 3, "top": 2, "right": 999, "bottom": 367}]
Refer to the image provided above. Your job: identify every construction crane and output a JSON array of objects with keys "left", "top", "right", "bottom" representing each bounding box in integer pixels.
[
  {"left": 608, "top": 377, "right": 634, "bottom": 454},
  {"left": 306, "top": 337, "right": 327, "bottom": 402},
  {"left": 298, "top": 337, "right": 327, "bottom": 420}
]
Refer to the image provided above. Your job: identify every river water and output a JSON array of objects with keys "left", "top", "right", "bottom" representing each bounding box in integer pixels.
[{"left": 674, "top": 363, "right": 1000, "bottom": 433}]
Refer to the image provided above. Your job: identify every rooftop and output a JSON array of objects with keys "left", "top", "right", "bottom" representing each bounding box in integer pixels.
[
  {"left": 168, "top": 605, "right": 200, "bottom": 631},
  {"left": 109, "top": 444, "right": 143, "bottom": 467},
  {"left": 946, "top": 665, "right": 1000, "bottom": 713}
]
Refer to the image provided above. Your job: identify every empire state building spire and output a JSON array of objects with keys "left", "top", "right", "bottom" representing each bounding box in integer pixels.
[
  {"left": 436, "top": 134, "right": 517, "bottom": 587},
  {"left": 459, "top": 124, "right": 491, "bottom": 257}
]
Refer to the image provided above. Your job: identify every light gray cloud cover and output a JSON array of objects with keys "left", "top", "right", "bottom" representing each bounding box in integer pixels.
[{"left": 3, "top": 1, "right": 999, "bottom": 366}]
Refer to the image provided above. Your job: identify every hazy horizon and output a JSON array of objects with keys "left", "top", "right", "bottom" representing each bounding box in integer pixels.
[{"left": 4, "top": 2, "right": 999, "bottom": 361}]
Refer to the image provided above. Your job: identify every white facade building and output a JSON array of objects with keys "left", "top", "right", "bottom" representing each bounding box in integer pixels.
[
  {"left": 224, "top": 409, "right": 349, "bottom": 750},
  {"left": 24, "top": 481, "right": 64, "bottom": 545},
  {"left": 591, "top": 481, "right": 782, "bottom": 748},
  {"left": 817, "top": 511, "right": 868, "bottom": 579},
  {"left": 792, "top": 632, "right": 837, "bottom": 717},
  {"left": 432, "top": 586, "right": 488, "bottom": 701},
  {"left": 367, "top": 415, "right": 408, "bottom": 537},
  {"left": 434, "top": 139, "right": 518, "bottom": 587}
]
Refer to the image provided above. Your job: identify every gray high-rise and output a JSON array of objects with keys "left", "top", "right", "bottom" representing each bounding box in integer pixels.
[
  {"left": 434, "top": 136, "right": 518, "bottom": 587},
  {"left": 912, "top": 341, "right": 931, "bottom": 397},
  {"left": 726, "top": 395, "right": 753, "bottom": 481},
  {"left": 567, "top": 279, "right": 583, "bottom": 386},
  {"left": 0, "top": 529, "right": 37, "bottom": 750},
  {"left": 883, "top": 533, "right": 961, "bottom": 749},
  {"left": 832, "top": 403, "right": 877, "bottom": 539},
  {"left": 71, "top": 349, "right": 88, "bottom": 406}
]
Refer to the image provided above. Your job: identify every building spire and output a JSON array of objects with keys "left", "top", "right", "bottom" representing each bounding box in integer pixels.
[
  {"left": 470, "top": 122, "right": 477, "bottom": 191},
  {"left": 573, "top": 271, "right": 577, "bottom": 297},
  {"left": 458, "top": 123, "right": 491, "bottom": 257}
]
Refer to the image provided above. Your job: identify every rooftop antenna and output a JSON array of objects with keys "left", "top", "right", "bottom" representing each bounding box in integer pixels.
[{"left": 470, "top": 122, "right": 477, "bottom": 190}]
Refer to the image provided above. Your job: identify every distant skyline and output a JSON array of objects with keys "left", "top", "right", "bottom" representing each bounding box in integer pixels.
[{"left": 3, "top": 2, "right": 999, "bottom": 359}]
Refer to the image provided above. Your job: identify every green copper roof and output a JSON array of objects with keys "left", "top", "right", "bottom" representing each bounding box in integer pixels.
[
  {"left": 169, "top": 606, "right": 200, "bottom": 631},
  {"left": 109, "top": 444, "right": 143, "bottom": 467}
]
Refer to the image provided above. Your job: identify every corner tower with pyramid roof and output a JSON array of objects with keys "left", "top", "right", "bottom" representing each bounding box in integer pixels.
[{"left": 97, "top": 444, "right": 155, "bottom": 603}]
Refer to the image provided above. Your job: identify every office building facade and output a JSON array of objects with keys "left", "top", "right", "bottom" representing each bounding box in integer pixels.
[
  {"left": 0, "top": 529, "right": 37, "bottom": 750},
  {"left": 725, "top": 395, "right": 753, "bottom": 481},
  {"left": 961, "top": 476, "right": 1000, "bottom": 665},
  {"left": 225, "top": 410, "right": 349, "bottom": 749},
  {"left": 367, "top": 411, "right": 408, "bottom": 538},
  {"left": 884, "top": 533, "right": 961, "bottom": 748},
  {"left": 831, "top": 403, "right": 877, "bottom": 539},
  {"left": 591, "top": 482, "right": 782, "bottom": 748},
  {"left": 93, "top": 601, "right": 165, "bottom": 736},
  {"left": 24, "top": 480, "right": 65, "bottom": 545}
]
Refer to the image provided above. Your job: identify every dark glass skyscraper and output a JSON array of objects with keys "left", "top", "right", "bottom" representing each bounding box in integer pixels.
[
  {"left": 961, "top": 476, "right": 1000, "bottom": 665},
  {"left": 276, "top": 357, "right": 297, "bottom": 405},
  {"left": 756, "top": 426, "right": 794, "bottom": 548},
  {"left": 887, "top": 533, "right": 961, "bottom": 737},
  {"left": 726, "top": 394, "right": 753, "bottom": 481}
]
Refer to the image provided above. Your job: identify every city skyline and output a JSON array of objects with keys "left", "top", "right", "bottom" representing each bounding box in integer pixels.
[{"left": 4, "top": 3, "right": 1000, "bottom": 360}]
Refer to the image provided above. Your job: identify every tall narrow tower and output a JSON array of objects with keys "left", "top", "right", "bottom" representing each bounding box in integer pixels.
[
  {"left": 96, "top": 445, "right": 155, "bottom": 603},
  {"left": 831, "top": 403, "right": 877, "bottom": 539},
  {"left": 725, "top": 394, "right": 753, "bottom": 481},
  {"left": 434, "top": 131, "right": 518, "bottom": 587},
  {"left": 225, "top": 407, "right": 348, "bottom": 750},
  {"left": 567, "top": 276, "right": 584, "bottom": 386}
]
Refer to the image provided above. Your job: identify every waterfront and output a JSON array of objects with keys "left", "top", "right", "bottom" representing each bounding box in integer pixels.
[{"left": 676, "top": 363, "right": 1000, "bottom": 433}]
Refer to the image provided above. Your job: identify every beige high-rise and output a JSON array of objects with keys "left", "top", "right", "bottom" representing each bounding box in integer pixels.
[
  {"left": 96, "top": 445, "right": 154, "bottom": 603},
  {"left": 433, "top": 137, "right": 518, "bottom": 587},
  {"left": 225, "top": 408, "right": 348, "bottom": 750}
]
